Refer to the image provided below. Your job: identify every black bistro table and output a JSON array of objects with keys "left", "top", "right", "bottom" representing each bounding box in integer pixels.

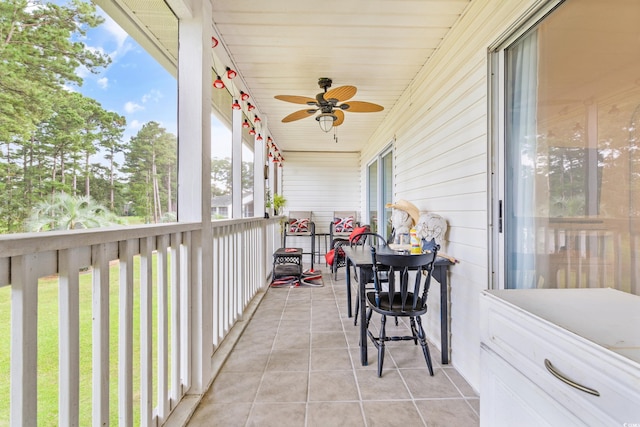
[{"left": 342, "top": 245, "right": 454, "bottom": 366}]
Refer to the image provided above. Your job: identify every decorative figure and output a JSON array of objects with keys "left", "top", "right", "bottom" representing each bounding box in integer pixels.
[
  {"left": 386, "top": 199, "right": 420, "bottom": 236},
  {"left": 390, "top": 209, "right": 413, "bottom": 236},
  {"left": 415, "top": 212, "right": 447, "bottom": 246}
]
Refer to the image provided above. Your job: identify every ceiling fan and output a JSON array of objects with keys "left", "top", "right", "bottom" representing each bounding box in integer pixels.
[{"left": 274, "top": 78, "right": 384, "bottom": 132}]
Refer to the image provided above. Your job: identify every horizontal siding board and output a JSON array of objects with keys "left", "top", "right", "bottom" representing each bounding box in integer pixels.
[
  {"left": 283, "top": 152, "right": 361, "bottom": 235},
  {"left": 443, "top": 210, "right": 488, "bottom": 230},
  {"left": 447, "top": 227, "right": 488, "bottom": 249},
  {"left": 395, "top": 103, "right": 487, "bottom": 175}
]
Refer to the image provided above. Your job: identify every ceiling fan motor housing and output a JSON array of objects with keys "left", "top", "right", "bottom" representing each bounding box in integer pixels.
[{"left": 318, "top": 77, "right": 332, "bottom": 91}]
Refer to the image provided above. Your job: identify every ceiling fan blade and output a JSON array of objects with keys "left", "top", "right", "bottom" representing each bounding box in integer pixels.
[
  {"left": 343, "top": 101, "right": 384, "bottom": 112},
  {"left": 325, "top": 85, "right": 357, "bottom": 102},
  {"left": 282, "top": 109, "right": 316, "bottom": 122},
  {"left": 333, "top": 110, "right": 345, "bottom": 126},
  {"left": 275, "top": 95, "right": 318, "bottom": 105}
]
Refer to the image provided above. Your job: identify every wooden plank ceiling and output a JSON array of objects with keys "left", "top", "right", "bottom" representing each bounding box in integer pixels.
[{"left": 110, "top": 0, "right": 471, "bottom": 153}]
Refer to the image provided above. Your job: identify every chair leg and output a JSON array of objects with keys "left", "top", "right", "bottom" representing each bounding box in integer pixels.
[
  {"left": 415, "top": 316, "right": 434, "bottom": 376},
  {"left": 409, "top": 317, "right": 418, "bottom": 345},
  {"left": 378, "top": 315, "right": 387, "bottom": 377}
]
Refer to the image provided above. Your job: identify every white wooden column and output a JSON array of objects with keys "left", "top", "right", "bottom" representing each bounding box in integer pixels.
[
  {"left": 177, "top": 0, "right": 212, "bottom": 393},
  {"left": 254, "top": 120, "right": 266, "bottom": 218},
  {"left": 232, "top": 108, "right": 243, "bottom": 218}
]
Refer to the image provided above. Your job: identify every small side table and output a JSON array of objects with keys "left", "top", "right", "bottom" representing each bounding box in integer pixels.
[{"left": 272, "top": 248, "right": 303, "bottom": 280}]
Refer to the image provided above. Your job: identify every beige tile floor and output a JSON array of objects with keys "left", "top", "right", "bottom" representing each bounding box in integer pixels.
[{"left": 187, "top": 267, "right": 479, "bottom": 427}]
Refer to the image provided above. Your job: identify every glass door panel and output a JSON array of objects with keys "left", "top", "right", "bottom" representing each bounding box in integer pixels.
[
  {"left": 368, "top": 160, "right": 378, "bottom": 232},
  {"left": 503, "top": 0, "right": 640, "bottom": 295},
  {"left": 381, "top": 150, "right": 393, "bottom": 239}
]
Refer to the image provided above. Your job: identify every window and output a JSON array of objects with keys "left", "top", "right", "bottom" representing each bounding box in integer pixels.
[
  {"left": 367, "top": 146, "right": 393, "bottom": 237},
  {"left": 494, "top": 0, "right": 640, "bottom": 295}
]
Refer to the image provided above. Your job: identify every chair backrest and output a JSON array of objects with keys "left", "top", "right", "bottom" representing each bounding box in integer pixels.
[
  {"left": 287, "top": 211, "right": 313, "bottom": 234},
  {"left": 350, "top": 231, "right": 387, "bottom": 248},
  {"left": 370, "top": 246, "right": 439, "bottom": 312},
  {"left": 331, "top": 211, "right": 358, "bottom": 235}
]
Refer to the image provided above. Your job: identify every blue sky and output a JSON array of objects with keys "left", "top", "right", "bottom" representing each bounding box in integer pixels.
[{"left": 74, "top": 6, "right": 233, "bottom": 161}]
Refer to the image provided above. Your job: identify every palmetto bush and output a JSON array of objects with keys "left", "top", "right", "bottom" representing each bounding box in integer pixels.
[{"left": 25, "top": 192, "right": 123, "bottom": 231}]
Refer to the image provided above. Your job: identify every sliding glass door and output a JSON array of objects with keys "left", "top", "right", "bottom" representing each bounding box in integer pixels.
[
  {"left": 496, "top": 0, "right": 640, "bottom": 295},
  {"left": 367, "top": 146, "right": 393, "bottom": 237}
]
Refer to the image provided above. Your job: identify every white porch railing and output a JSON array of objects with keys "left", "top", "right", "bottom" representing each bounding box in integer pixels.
[{"left": 0, "top": 217, "right": 281, "bottom": 426}]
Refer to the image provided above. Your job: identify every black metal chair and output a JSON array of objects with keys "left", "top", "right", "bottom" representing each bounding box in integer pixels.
[
  {"left": 329, "top": 225, "right": 370, "bottom": 279},
  {"left": 329, "top": 210, "right": 359, "bottom": 247},
  {"left": 283, "top": 211, "right": 316, "bottom": 270},
  {"left": 349, "top": 232, "right": 387, "bottom": 326},
  {"left": 366, "top": 244, "right": 439, "bottom": 377}
]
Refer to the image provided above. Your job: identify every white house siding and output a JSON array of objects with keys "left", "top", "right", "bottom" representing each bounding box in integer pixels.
[
  {"left": 281, "top": 151, "right": 361, "bottom": 262},
  {"left": 358, "top": 0, "right": 542, "bottom": 391}
]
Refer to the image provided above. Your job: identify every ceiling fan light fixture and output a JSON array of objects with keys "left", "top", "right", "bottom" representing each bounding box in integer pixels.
[{"left": 316, "top": 113, "right": 336, "bottom": 132}]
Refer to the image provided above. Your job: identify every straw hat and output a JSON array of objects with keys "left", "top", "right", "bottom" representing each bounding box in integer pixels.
[{"left": 385, "top": 199, "right": 420, "bottom": 225}]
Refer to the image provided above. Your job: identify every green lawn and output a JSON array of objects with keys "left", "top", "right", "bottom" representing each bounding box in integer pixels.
[{"left": 0, "top": 255, "right": 167, "bottom": 426}]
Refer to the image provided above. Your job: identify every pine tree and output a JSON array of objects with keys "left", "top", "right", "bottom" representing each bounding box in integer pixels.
[
  {"left": 0, "top": 0, "right": 110, "bottom": 140},
  {"left": 123, "top": 122, "right": 176, "bottom": 223}
]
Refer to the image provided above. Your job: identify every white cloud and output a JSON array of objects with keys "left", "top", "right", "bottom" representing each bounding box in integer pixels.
[
  {"left": 97, "top": 77, "right": 109, "bottom": 89},
  {"left": 124, "top": 101, "right": 144, "bottom": 113},
  {"left": 129, "top": 120, "right": 143, "bottom": 131},
  {"left": 75, "top": 65, "right": 90, "bottom": 79},
  {"left": 142, "top": 89, "right": 162, "bottom": 104},
  {"left": 86, "top": 10, "right": 133, "bottom": 64},
  {"left": 100, "top": 12, "right": 128, "bottom": 50}
]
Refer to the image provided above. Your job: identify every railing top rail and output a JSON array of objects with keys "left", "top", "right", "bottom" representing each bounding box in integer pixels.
[
  {"left": 0, "top": 216, "right": 284, "bottom": 258},
  {"left": 0, "top": 222, "right": 201, "bottom": 258},
  {"left": 211, "top": 215, "right": 284, "bottom": 227}
]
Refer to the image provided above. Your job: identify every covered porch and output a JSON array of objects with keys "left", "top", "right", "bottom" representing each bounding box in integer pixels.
[{"left": 7, "top": 0, "right": 639, "bottom": 425}]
